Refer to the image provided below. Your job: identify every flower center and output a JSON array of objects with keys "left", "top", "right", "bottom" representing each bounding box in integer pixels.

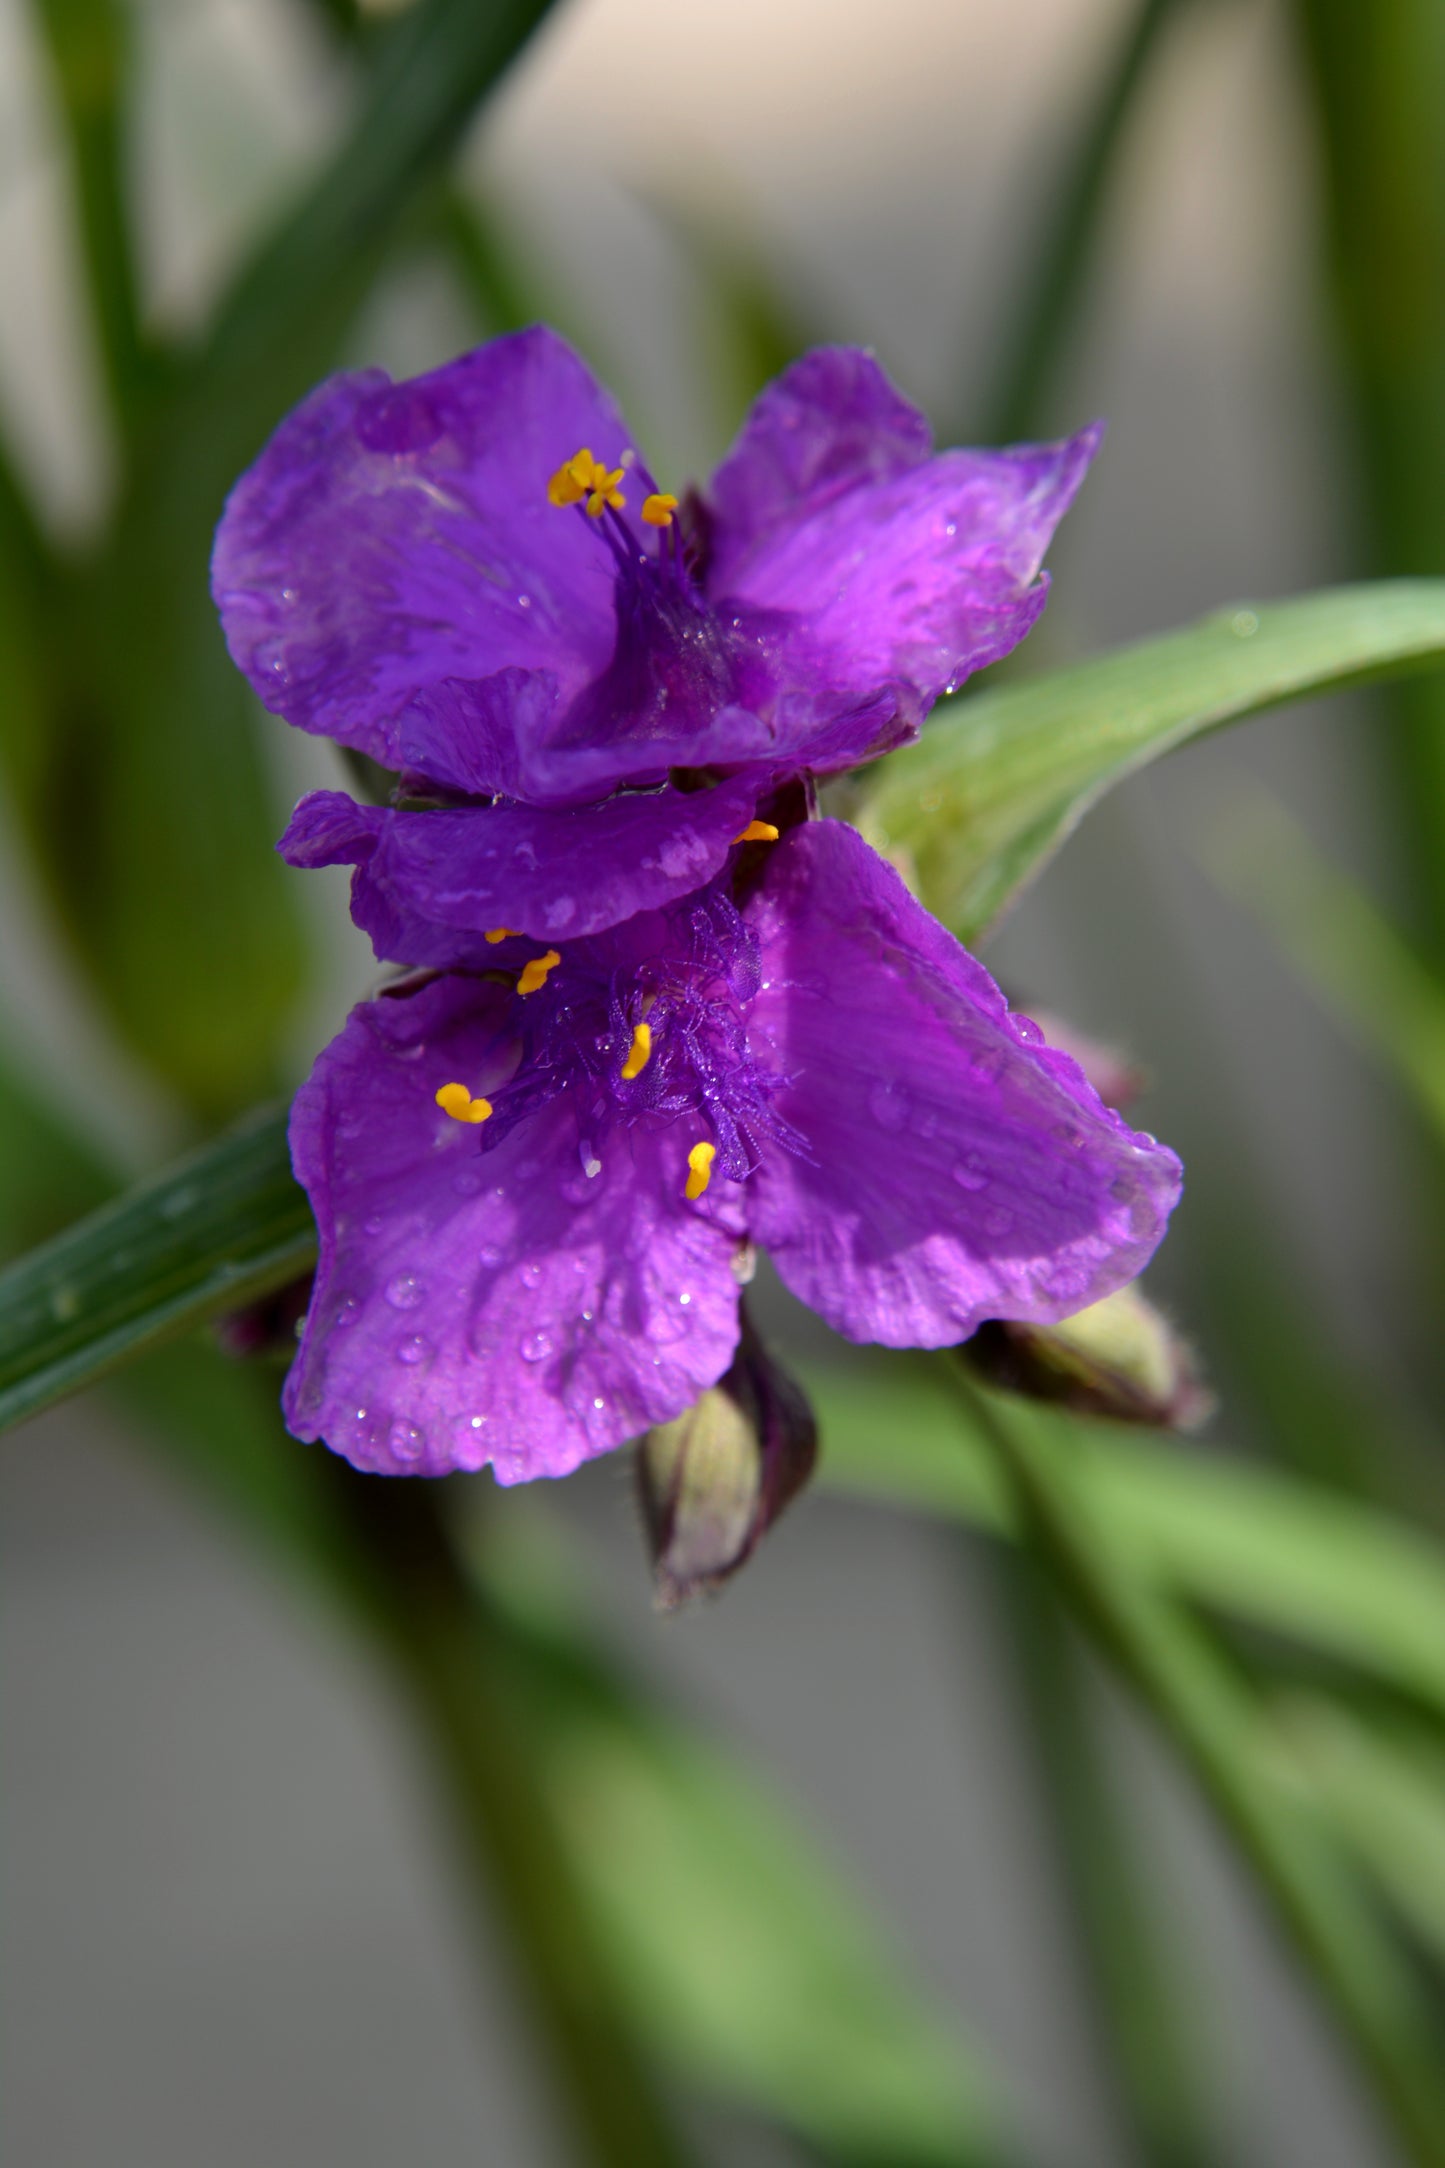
[
  {"left": 437, "top": 888, "right": 804, "bottom": 1198},
  {"left": 537, "top": 444, "right": 776, "bottom": 768}
]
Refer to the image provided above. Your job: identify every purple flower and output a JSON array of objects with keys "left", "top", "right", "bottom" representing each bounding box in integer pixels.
[
  {"left": 212, "top": 328, "right": 1098, "bottom": 961},
  {"left": 284, "top": 820, "right": 1181, "bottom": 1480}
]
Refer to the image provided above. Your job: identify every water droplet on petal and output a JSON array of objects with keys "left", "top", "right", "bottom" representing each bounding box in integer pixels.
[
  {"left": 1041, "top": 1258, "right": 1091, "bottom": 1301},
  {"left": 388, "top": 1417, "right": 425, "bottom": 1462},
  {"left": 518, "top": 1261, "right": 542, "bottom": 1290},
  {"left": 1010, "top": 1013, "right": 1044, "bottom": 1045},
  {"left": 519, "top": 1330, "right": 553, "bottom": 1363},
  {"left": 952, "top": 1154, "right": 989, "bottom": 1191},
  {"left": 385, "top": 1271, "right": 424, "bottom": 1310},
  {"left": 396, "top": 1335, "right": 431, "bottom": 1365}
]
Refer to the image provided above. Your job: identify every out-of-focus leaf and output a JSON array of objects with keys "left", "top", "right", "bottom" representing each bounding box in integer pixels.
[
  {"left": 31, "top": 0, "right": 148, "bottom": 431},
  {"left": 545, "top": 1707, "right": 999, "bottom": 2165},
  {"left": 0, "top": 442, "right": 56, "bottom": 829},
  {"left": 1277, "top": 1696, "right": 1445, "bottom": 1967},
  {"left": 478, "top": 1526, "right": 1006, "bottom": 2168},
  {"left": 164, "top": 0, "right": 560, "bottom": 506},
  {"left": 642, "top": 197, "right": 818, "bottom": 438},
  {"left": 856, "top": 581, "right": 1445, "bottom": 945},
  {"left": 995, "top": 1558, "right": 1220, "bottom": 2168},
  {"left": 27, "top": 0, "right": 562, "bottom": 1117},
  {"left": 0, "top": 1054, "right": 113, "bottom": 1257},
  {"left": 112, "top": 1339, "right": 1006, "bottom": 2166},
  {"left": 0, "top": 1104, "right": 311, "bottom": 1430},
  {"left": 806, "top": 1353, "right": 1445, "bottom": 1724},
  {"left": 955, "top": 1377, "right": 1445, "bottom": 2167},
  {"left": 1205, "top": 790, "right": 1445, "bottom": 1146},
  {"left": 438, "top": 186, "right": 543, "bottom": 338},
  {"left": 973, "top": 0, "right": 1195, "bottom": 443},
  {"left": 1292, "top": 0, "right": 1445, "bottom": 981}
]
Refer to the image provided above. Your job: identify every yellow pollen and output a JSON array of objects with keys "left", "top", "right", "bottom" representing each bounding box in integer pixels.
[
  {"left": 547, "top": 447, "right": 597, "bottom": 508},
  {"left": 642, "top": 492, "right": 678, "bottom": 527},
  {"left": 517, "top": 948, "right": 562, "bottom": 996},
  {"left": 732, "top": 819, "right": 780, "bottom": 844},
  {"left": 586, "top": 463, "right": 626, "bottom": 518},
  {"left": 621, "top": 1021, "right": 653, "bottom": 1079},
  {"left": 436, "top": 1082, "right": 492, "bottom": 1124},
  {"left": 483, "top": 926, "right": 514, "bottom": 945},
  {"left": 684, "top": 1140, "right": 716, "bottom": 1201}
]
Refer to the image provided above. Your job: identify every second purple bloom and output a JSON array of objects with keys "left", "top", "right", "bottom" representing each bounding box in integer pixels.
[{"left": 213, "top": 328, "right": 1099, "bottom": 957}]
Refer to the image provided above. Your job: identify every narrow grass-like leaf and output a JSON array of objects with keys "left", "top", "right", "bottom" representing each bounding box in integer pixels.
[
  {"left": 0, "top": 1104, "right": 312, "bottom": 1429},
  {"left": 1204, "top": 790, "right": 1445, "bottom": 1146},
  {"left": 973, "top": 0, "right": 1194, "bottom": 443},
  {"left": 805, "top": 1353, "right": 1445, "bottom": 1725},
  {"left": 993, "top": 1558, "right": 1221, "bottom": 2168},
  {"left": 954, "top": 1374, "right": 1445, "bottom": 2168},
  {"left": 856, "top": 581, "right": 1445, "bottom": 945},
  {"left": 1292, "top": 0, "right": 1445, "bottom": 981},
  {"left": 1277, "top": 1696, "right": 1445, "bottom": 1966},
  {"left": 34, "top": 0, "right": 562, "bottom": 1116},
  {"left": 494, "top": 1544, "right": 1004, "bottom": 2166},
  {"left": 30, "top": 0, "right": 149, "bottom": 431}
]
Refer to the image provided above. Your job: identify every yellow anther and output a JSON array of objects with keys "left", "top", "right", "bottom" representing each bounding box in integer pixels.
[
  {"left": 483, "top": 927, "right": 514, "bottom": 945},
  {"left": 586, "top": 464, "right": 626, "bottom": 518},
  {"left": 547, "top": 447, "right": 597, "bottom": 508},
  {"left": 684, "top": 1140, "right": 716, "bottom": 1201},
  {"left": 621, "top": 1021, "right": 653, "bottom": 1080},
  {"left": 517, "top": 948, "right": 562, "bottom": 996},
  {"left": 436, "top": 1082, "right": 493, "bottom": 1124},
  {"left": 642, "top": 492, "right": 678, "bottom": 528},
  {"left": 732, "top": 820, "right": 780, "bottom": 845}
]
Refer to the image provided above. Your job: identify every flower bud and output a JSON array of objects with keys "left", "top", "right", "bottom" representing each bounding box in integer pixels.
[
  {"left": 638, "top": 1315, "right": 818, "bottom": 1608},
  {"left": 964, "top": 1284, "right": 1211, "bottom": 1430},
  {"left": 214, "top": 1271, "right": 315, "bottom": 1365}
]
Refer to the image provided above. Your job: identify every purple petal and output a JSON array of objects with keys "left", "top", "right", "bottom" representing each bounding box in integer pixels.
[
  {"left": 742, "top": 821, "right": 1181, "bottom": 1343},
  {"left": 278, "top": 777, "right": 764, "bottom": 965},
  {"left": 211, "top": 328, "right": 633, "bottom": 776},
  {"left": 705, "top": 348, "right": 1100, "bottom": 768},
  {"left": 284, "top": 974, "right": 743, "bottom": 1479}
]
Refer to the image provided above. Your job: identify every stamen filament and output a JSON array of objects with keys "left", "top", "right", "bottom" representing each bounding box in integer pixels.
[{"left": 685, "top": 1139, "right": 716, "bottom": 1200}]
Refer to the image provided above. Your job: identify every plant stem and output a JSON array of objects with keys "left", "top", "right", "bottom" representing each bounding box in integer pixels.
[
  {"left": 329, "top": 1465, "right": 697, "bottom": 2168},
  {"left": 955, "top": 1372, "right": 1445, "bottom": 2168}
]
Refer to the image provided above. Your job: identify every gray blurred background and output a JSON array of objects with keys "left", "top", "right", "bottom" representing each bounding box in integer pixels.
[{"left": 1, "top": 0, "right": 1401, "bottom": 2161}]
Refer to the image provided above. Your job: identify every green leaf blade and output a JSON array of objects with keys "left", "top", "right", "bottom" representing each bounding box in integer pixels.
[
  {"left": 857, "top": 581, "right": 1445, "bottom": 944},
  {"left": 0, "top": 1104, "right": 313, "bottom": 1430}
]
